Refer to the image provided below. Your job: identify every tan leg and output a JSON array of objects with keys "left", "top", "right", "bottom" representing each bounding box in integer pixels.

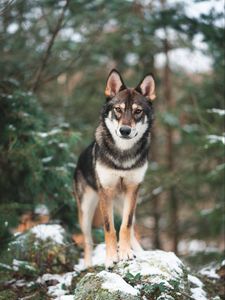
[
  {"left": 131, "top": 220, "right": 143, "bottom": 252},
  {"left": 80, "top": 187, "right": 98, "bottom": 267},
  {"left": 119, "top": 184, "right": 139, "bottom": 260},
  {"left": 99, "top": 187, "right": 118, "bottom": 268}
]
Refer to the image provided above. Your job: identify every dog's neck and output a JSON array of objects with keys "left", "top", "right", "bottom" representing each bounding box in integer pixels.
[{"left": 95, "top": 121, "right": 151, "bottom": 170}]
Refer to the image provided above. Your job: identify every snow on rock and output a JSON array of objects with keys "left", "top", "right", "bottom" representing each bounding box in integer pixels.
[
  {"left": 74, "top": 272, "right": 140, "bottom": 300},
  {"left": 188, "top": 274, "right": 208, "bottom": 300},
  {"left": 157, "top": 294, "right": 175, "bottom": 300},
  {"left": 55, "top": 296, "right": 74, "bottom": 300},
  {"left": 116, "top": 250, "right": 184, "bottom": 283},
  {"left": 30, "top": 224, "right": 65, "bottom": 244},
  {"left": 73, "top": 244, "right": 190, "bottom": 300},
  {"left": 8, "top": 224, "right": 79, "bottom": 274},
  {"left": 97, "top": 270, "right": 139, "bottom": 296}
]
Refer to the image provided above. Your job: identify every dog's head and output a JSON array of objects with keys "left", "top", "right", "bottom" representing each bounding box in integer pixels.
[{"left": 102, "top": 69, "right": 156, "bottom": 148}]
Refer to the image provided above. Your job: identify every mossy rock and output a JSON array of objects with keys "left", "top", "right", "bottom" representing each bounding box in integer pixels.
[
  {"left": 115, "top": 250, "right": 189, "bottom": 299},
  {"left": 74, "top": 271, "right": 140, "bottom": 300},
  {"left": 74, "top": 248, "right": 192, "bottom": 300},
  {"left": 6, "top": 224, "right": 79, "bottom": 274}
]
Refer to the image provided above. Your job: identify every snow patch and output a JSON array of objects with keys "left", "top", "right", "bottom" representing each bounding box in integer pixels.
[
  {"left": 117, "top": 250, "right": 184, "bottom": 281},
  {"left": 157, "top": 294, "right": 175, "bottom": 300},
  {"left": 58, "top": 143, "right": 68, "bottom": 149},
  {"left": 98, "top": 270, "right": 139, "bottom": 296},
  {"left": 191, "top": 287, "right": 207, "bottom": 300},
  {"left": 74, "top": 243, "right": 106, "bottom": 271},
  {"left": 152, "top": 186, "right": 163, "bottom": 195},
  {"left": 37, "top": 272, "right": 76, "bottom": 298},
  {"left": 178, "top": 239, "right": 219, "bottom": 255},
  {"left": 35, "top": 204, "right": 49, "bottom": 215},
  {"left": 31, "top": 224, "right": 65, "bottom": 244},
  {"left": 55, "top": 296, "right": 74, "bottom": 300},
  {"left": 200, "top": 266, "right": 219, "bottom": 279},
  {"left": 206, "top": 135, "right": 225, "bottom": 145},
  {"left": 188, "top": 275, "right": 207, "bottom": 300},
  {"left": 12, "top": 259, "right": 35, "bottom": 271},
  {"left": 207, "top": 108, "right": 225, "bottom": 116},
  {"left": 42, "top": 156, "right": 53, "bottom": 163},
  {"left": 37, "top": 128, "right": 62, "bottom": 138}
]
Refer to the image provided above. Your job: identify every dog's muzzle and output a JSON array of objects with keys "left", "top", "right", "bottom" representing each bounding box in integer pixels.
[{"left": 119, "top": 126, "right": 131, "bottom": 138}]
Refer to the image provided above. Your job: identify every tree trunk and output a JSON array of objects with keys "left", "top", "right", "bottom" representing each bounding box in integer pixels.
[
  {"left": 151, "top": 127, "right": 162, "bottom": 249},
  {"left": 163, "top": 25, "right": 179, "bottom": 254}
]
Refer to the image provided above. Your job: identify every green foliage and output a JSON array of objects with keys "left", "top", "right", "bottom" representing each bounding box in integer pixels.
[
  {"left": 4, "top": 226, "right": 79, "bottom": 274},
  {"left": 0, "top": 0, "right": 224, "bottom": 256},
  {"left": 142, "top": 279, "right": 181, "bottom": 299},
  {"left": 124, "top": 271, "right": 141, "bottom": 285},
  {"left": 0, "top": 87, "right": 79, "bottom": 247}
]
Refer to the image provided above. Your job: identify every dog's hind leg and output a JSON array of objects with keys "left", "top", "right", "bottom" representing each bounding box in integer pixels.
[
  {"left": 99, "top": 187, "right": 118, "bottom": 268},
  {"left": 80, "top": 187, "right": 98, "bottom": 267},
  {"left": 130, "top": 218, "right": 143, "bottom": 252}
]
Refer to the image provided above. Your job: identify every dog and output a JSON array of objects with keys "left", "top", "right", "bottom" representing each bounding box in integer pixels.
[{"left": 74, "top": 69, "right": 156, "bottom": 268}]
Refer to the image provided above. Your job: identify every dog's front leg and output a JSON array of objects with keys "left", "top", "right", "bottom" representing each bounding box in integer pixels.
[
  {"left": 119, "top": 184, "right": 139, "bottom": 261},
  {"left": 99, "top": 187, "right": 118, "bottom": 268}
]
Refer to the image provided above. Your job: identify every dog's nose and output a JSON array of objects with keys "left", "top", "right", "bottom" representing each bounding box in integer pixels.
[{"left": 120, "top": 126, "right": 131, "bottom": 137}]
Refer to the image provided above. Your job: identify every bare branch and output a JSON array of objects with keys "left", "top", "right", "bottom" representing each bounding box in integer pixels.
[{"left": 31, "top": 0, "right": 70, "bottom": 92}]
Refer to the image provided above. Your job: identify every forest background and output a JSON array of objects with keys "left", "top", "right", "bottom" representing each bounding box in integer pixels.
[{"left": 0, "top": 0, "right": 224, "bottom": 290}]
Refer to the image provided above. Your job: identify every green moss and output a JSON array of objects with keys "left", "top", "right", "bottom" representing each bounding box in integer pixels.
[
  {"left": 74, "top": 273, "right": 140, "bottom": 300},
  {"left": 0, "top": 290, "right": 17, "bottom": 300}
]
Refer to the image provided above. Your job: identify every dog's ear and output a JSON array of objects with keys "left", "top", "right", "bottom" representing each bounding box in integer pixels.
[
  {"left": 135, "top": 74, "right": 156, "bottom": 100},
  {"left": 105, "top": 69, "right": 126, "bottom": 98}
]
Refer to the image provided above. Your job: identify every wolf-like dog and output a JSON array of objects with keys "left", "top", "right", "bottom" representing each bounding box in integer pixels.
[{"left": 74, "top": 69, "right": 156, "bottom": 268}]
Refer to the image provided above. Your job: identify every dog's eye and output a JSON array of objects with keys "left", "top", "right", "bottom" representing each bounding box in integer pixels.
[
  {"left": 135, "top": 109, "right": 142, "bottom": 114},
  {"left": 114, "top": 107, "right": 122, "bottom": 113}
]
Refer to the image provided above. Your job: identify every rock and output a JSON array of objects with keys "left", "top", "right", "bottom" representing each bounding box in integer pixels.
[
  {"left": 74, "top": 245, "right": 192, "bottom": 300},
  {"left": 74, "top": 271, "right": 140, "bottom": 300},
  {"left": 7, "top": 224, "right": 79, "bottom": 274}
]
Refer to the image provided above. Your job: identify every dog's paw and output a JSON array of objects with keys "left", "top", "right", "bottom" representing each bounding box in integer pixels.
[
  {"left": 119, "top": 247, "right": 135, "bottom": 261},
  {"left": 105, "top": 253, "right": 119, "bottom": 269}
]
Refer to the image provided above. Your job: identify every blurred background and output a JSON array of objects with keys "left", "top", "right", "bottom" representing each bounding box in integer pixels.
[{"left": 0, "top": 0, "right": 224, "bottom": 270}]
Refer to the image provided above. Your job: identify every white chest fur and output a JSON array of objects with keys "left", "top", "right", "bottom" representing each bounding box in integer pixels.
[{"left": 96, "top": 161, "right": 148, "bottom": 188}]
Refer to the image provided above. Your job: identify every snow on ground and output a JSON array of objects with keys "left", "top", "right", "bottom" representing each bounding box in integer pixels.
[
  {"left": 200, "top": 266, "right": 219, "bottom": 279},
  {"left": 97, "top": 270, "right": 139, "bottom": 296},
  {"left": 74, "top": 243, "right": 106, "bottom": 271},
  {"left": 30, "top": 224, "right": 65, "bottom": 244},
  {"left": 178, "top": 239, "right": 219, "bottom": 255},
  {"left": 188, "top": 274, "right": 208, "bottom": 300},
  {"left": 37, "top": 271, "right": 76, "bottom": 298}
]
